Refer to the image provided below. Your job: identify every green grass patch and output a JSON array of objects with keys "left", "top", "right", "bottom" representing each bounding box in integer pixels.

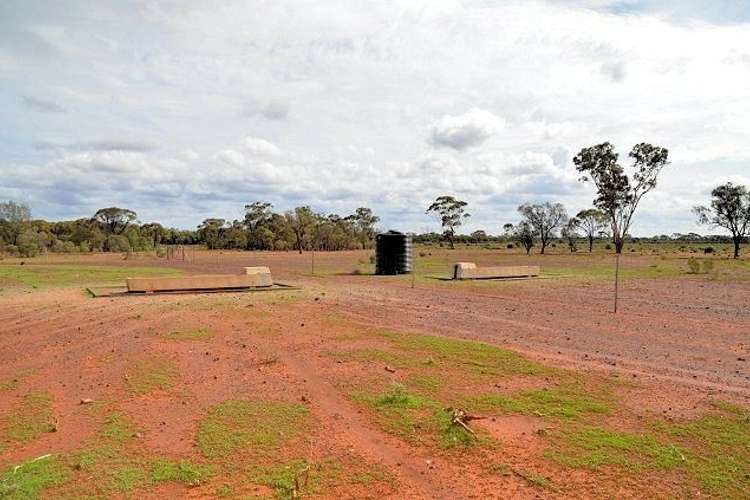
[
  {"left": 162, "top": 328, "right": 213, "bottom": 342},
  {"left": 667, "top": 403, "right": 750, "bottom": 497},
  {"left": 0, "top": 455, "right": 69, "bottom": 499},
  {"left": 1, "top": 392, "right": 55, "bottom": 451},
  {"left": 547, "top": 426, "right": 686, "bottom": 471},
  {"left": 355, "top": 383, "right": 480, "bottom": 449},
  {"left": 73, "top": 412, "right": 145, "bottom": 492},
  {"left": 329, "top": 348, "right": 414, "bottom": 368},
  {"left": 408, "top": 373, "right": 446, "bottom": 394},
  {"left": 126, "top": 357, "right": 179, "bottom": 395},
  {"left": 197, "top": 400, "right": 311, "bottom": 459},
  {"left": 376, "top": 329, "right": 546, "bottom": 378},
  {"left": 99, "top": 412, "right": 137, "bottom": 443},
  {"left": 150, "top": 459, "right": 213, "bottom": 486},
  {"left": 470, "top": 384, "right": 614, "bottom": 420},
  {"left": 0, "top": 264, "right": 182, "bottom": 289},
  {"left": 247, "top": 459, "right": 342, "bottom": 499},
  {"left": 547, "top": 401, "right": 750, "bottom": 498},
  {"left": 111, "top": 465, "right": 150, "bottom": 492},
  {"left": 72, "top": 412, "right": 213, "bottom": 494},
  {"left": 513, "top": 468, "right": 556, "bottom": 490}
]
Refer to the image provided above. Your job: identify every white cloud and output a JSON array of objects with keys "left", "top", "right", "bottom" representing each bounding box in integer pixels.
[
  {"left": 429, "top": 108, "right": 503, "bottom": 151},
  {"left": 242, "top": 137, "right": 281, "bottom": 157},
  {"left": 216, "top": 149, "right": 245, "bottom": 166}
]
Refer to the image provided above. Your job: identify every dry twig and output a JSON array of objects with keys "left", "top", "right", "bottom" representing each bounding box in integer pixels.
[{"left": 445, "top": 407, "right": 486, "bottom": 436}]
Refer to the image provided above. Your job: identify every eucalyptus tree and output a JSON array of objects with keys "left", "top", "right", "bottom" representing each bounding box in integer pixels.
[
  {"left": 517, "top": 202, "right": 568, "bottom": 254},
  {"left": 694, "top": 182, "right": 750, "bottom": 259},
  {"left": 575, "top": 208, "right": 609, "bottom": 253},
  {"left": 426, "top": 195, "right": 470, "bottom": 249},
  {"left": 573, "top": 142, "right": 669, "bottom": 253}
]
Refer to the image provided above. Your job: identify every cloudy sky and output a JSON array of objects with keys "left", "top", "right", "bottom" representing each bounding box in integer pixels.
[{"left": 2, "top": 0, "right": 749, "bottom": 235}]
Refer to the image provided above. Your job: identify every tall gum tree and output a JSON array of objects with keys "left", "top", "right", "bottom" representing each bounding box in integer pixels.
[
  {"left": 573, "top": 142, "right": 669, "bottom": 253},
  {"left": 426, "top": 195, "right": 470, "bottom": 249}
]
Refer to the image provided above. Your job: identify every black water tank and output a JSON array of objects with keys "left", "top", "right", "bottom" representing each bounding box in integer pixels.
[{"left": 375, "top": 231, "right": 412, "bottom": 275}]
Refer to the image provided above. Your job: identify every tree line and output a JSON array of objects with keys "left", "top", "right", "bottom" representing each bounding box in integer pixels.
[
  {"left": 0, "top": 202, "right": 380, "bottom": 258},
  {"left": 2, "top": 142, "right": 749, "bottom": 259}
]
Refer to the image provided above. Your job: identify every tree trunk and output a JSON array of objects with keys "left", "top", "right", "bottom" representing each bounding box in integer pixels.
[
  {"left": 614, "top": 238, "right": 624, "bottom": 254},
  {"left": 448, "top": 232, "right": 455, "bottom": 249},
  {"left": 540, "top": 238, "right": 546, "bottom": 255},
  {"left": 733, "top": 237, "right": 741, "bottom": 259},
  {"left": 589, "top": 236, "right": 594, "bottom": 253}
]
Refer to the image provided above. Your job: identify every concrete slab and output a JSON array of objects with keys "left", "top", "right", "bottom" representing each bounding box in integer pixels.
[
  {"left": 453, "top": 262, "right": 540, "bottom": 280},
  {"left": 89, "top": 282, "right": 298, "bottom": 298}
]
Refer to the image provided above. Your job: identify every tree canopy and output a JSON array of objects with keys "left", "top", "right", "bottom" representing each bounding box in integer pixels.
[
  {"left": 517, "top": 202, "right": 568, "bottom": 254},
  {"left": 574, "top": 142, "right": 669, "bottom": 253},
  {"left": 694, "top": 182, "right": 750, "bottom": 259},
  {"left": 426, "top": 195, "right": 470, "bottom": 249},
  {"left": 575, "top": 208, "right": 609, "bottom": 253},
  {"left": 93, "top": 207, "right": 137, "bottom": 235}
]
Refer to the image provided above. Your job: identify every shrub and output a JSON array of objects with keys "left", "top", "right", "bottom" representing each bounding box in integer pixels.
[
  {"left": 16, "top": 230, "right": 43, "bottom": 257},
  {"left": 18, "top": 244, "right": 40, "bottom": 258},
  {"left": 106, "top": 235, "right": 131, "bottom": 252},
  {"left": 79, "top": 241, "right": 91, "bottom": 253},
  {"left": 51, "top": 239, "right": 66, "bottom": 253},
  {"left": 702, "top": 260, "right": 715, "bottom": 274},
  {"left": 687, "top": 257, "right": 701, "bottom": 274},
  {"left": 605, "top": 244, "right": 612, "bottom": 250},
  {"left": 507, "top": 243, "right": 514, "bottom": 249},
  {"left": 704, "top": 246, "right": 715, "bottom": 254}
]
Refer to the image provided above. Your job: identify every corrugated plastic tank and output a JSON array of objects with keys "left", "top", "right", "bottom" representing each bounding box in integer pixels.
[{"left": 375, "top": 231, "right": 412, "bottom": 275}]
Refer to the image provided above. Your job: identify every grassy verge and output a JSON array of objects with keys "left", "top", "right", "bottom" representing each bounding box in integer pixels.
[
  {"left": 0, "top": 392, "right": 55, "bottom": 452},
  {"left": 196, "top": 400, "right": 311, "bottom": 460},
  {"left": 0, "top": 455, "right": 69, "bottom": 499},
  {"left": 0, "top": 264, "right": 182, "bottom": 289}
]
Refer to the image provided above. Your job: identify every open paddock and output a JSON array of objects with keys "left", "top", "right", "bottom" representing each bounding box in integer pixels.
[{"left": 1, "top": 246, "right": 748, "bottom": 498}]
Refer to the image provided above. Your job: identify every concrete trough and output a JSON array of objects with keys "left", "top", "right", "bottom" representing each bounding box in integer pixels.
[
  {"left": 126, "top": 266, "right": 273, "bottom": 293},
  {"left": 453, "top": 262, "right": 540, "bottom": 280}
]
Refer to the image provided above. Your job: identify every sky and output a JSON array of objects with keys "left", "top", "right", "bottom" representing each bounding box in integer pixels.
[{"left": 1, "top": 0, "right": 749, "bottom": 236}]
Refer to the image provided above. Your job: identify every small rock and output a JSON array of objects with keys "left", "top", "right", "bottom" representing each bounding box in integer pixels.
[
  {"left": 384, "top": 365, "right": 396, "bottom": 373},
  {"left": 80, "top": 398, "right": 94, "bottom": 405}
]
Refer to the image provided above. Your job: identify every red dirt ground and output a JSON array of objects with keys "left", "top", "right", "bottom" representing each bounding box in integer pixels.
[{"left": 1, "top": 248, "right": 748, "bottom": 498}]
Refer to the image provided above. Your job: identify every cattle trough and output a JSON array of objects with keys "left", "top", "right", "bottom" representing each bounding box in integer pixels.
[
  {"left": 452, "top": 262, "right": 540, "bottom": 280},
  {"left": 87, "top": 266, "right": 299, "bottom": 297}
]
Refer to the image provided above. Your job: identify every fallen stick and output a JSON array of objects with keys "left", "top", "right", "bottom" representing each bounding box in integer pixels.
[{"left": 445, "top": 407, "right": 486, "bottom": 437}]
